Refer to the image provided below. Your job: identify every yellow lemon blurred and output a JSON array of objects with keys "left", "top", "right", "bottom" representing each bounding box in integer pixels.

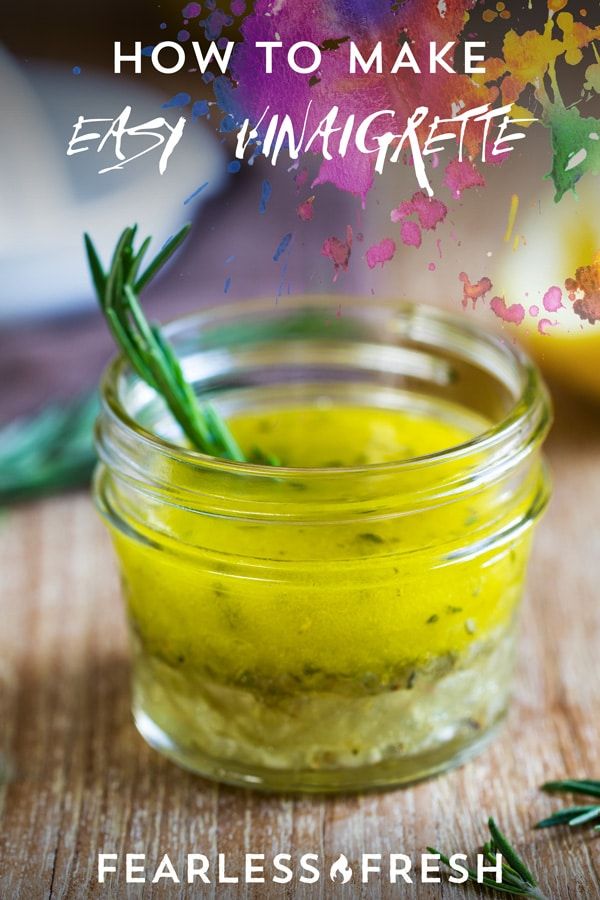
[{"left": 497, "top": 191, "right": 600, "bottom": 403}]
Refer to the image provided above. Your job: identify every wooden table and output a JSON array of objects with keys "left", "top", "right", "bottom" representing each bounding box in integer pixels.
[{"left": 1, "top": 387, "right": 599, "bottom": 899}]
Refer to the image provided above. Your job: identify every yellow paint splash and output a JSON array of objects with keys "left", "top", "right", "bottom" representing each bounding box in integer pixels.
[{"left": 504, "top": 193, "right": 520, "bottom": 243}]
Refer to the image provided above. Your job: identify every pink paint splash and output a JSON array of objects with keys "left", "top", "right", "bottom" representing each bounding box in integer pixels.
[
  {"left": 297, "top": 196, "right": 315, "bottom": 221},
  {"left": 529, "top": 304, "right": 540, "bottom": 317},
  {"left": 366, "top": 238, "right": 396, "bottom": 269},
  {"left": 490, "top": 296, "right": 526, "bottom": 325},
  {"left": 312, "top": 154, "right": 373, "bottom": 206},
  {"left": 391, "top": 190, "right": 447, "bottom": 250},
  {"left": 391, "top": 191, "right": 447, "bottom": 229},
  {"left": 538, "top": 318, "right": 558, "bottom": 335},
  {"left": 322, "top": 226, "right": 353, "bottom": 281},
  {"left": 459, "top": 272, "right": 493, "bottom": 309},
  {"left": 400, "top": 220, "right": 422, "bottom": 249},
  {"left": 443, "top": 158, "right": 486, "bottom": 200},
  {"left": 543, "top": 285, "right": 564, "bottom": 312}
]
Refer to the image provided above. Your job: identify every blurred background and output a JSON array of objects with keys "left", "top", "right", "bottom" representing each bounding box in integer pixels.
[{"left": 1, "top": 0, "right": 599, "bottom": 502}]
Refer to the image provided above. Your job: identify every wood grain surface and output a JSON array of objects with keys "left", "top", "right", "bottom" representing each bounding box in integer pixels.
[{"left": 1, "top": 388, "right": 599, "bottom": 900}]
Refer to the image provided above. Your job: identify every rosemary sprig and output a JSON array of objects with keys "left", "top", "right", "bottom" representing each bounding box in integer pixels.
[
  {"left": 429, "top": 817, "right": 548, "bottom": 898},
  {"left": 84, "top": 224, "right": 255, "bottom": 462},
  {"left": 0, "top": 393, "right": 98, "bottom": 504},
  {"left": 536, "top": 780, "right": 600, "bottom": 831}
]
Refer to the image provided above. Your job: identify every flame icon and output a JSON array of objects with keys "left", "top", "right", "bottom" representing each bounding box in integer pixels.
[{"left": 329, "top": 853, "right": 353, "bottom": 884}]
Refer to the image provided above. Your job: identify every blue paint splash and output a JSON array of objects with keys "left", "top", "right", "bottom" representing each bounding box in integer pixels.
[
  {"left": 259, "top": 180, "right": 272, "bottom": 214},
  {"left": 224, "top": 276, "right": 232, "bottom": 293},
  {"left": 183, "top": 181, "right": 209, "bottom": 205},
  {"left": 72, "top": 66, "right": 81, "bottom": 75},
  {"left": 273, "top": 232, "right": 293, "bottom": 262},
  {"left": 228, "top": 160, "right": 242, "bottom": 173},
  {"left": 192, "top": 100, "right": 210, "bottom": 119},
  {"left": 162, "top": 92, "right": 191, "bottom": 109}
]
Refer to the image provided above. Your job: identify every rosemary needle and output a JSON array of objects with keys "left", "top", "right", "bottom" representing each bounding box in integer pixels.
[
  {"left": 0, "top": 393, "right": 98, "bottom": 504},
  {"left": 536, "top": 780, "right": 600, "bottom": 831},
  {"left": 429, "top": 817, "right": 548, "bottom": 899},
  {"left": 84, "top": 224, "right": 267, "bottom": 463}
]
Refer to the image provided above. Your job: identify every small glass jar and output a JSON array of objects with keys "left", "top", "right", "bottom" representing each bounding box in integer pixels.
[{"left": 94, "top": 298, "right": 551, "bottom": 792}]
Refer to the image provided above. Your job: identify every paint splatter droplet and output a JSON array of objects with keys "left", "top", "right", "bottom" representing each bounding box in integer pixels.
[
  {"left": 162, "top": 92, "right": 191, "bottom": 109},
  {"left": 322, "top": 226, "right": 353, "bottom": 281},
  {"left": 459, "top": 272, "right": 492, "bottom": 308},
  {"left": 543, "top": 285, "right": 564, "bottom": 312},
  {"left": 273, "top": 232, "right": 293, "bottom": 262},
  {"left": 444, "top": 158, "right": 485, "bottom": 199},
  {"left": 529, "top": 304, "right": 540, "bottom": 316},
  {"left": 538, "top": 318, "right": 557, "bottom": 335},
  {"left": 297, "top": 196, "right": 315, "bottom": 221},
  {"left": 565, "top": 257, "right": 600, "bottom": 323},
  {"left": 391, "top": 191, "right": 447, "bottom": 230},
  {"left": 259, "top": 179, "right": 272, "bottom": 214},
  {"left": 183, "top": 181, "right": 209, "bottom": 205},
  {"left": 182, "top": 2, "right": 202, "bottom": 17},
  {"left": 490, "top": 296, "right": 525, "bottom": 325},
  {"left": 72, "top": 66, "right": 81, "bottom": 75},
  {"left": 366, "top": 238, "right": 396, "bottom": 269},
  {"left": 400, "top": 220, "right": 422, "bottom": 249},
  {"left": 228, "top": 160, "right": 242, "bottom": 173},
  {"left": 192, "top": 99, "right": 210, "bottom": 119}
]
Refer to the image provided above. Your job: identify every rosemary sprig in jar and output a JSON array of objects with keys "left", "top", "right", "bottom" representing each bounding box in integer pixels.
[{"left": 84, "top": 225, "right": 273, "bottom": 464}]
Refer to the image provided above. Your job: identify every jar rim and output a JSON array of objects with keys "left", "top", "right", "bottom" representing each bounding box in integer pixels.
[{"left": 99, "top": 296, "right": 551, "bottom": 481}]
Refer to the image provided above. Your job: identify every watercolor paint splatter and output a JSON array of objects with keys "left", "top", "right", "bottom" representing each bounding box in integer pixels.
[
  {"left": 365, "top": 238, "right": 396, "bottom": 269},
  {"left": 565, "top": 256, "right": 600, "bottom": 324},
  {"left": 322, "top": 227, "right": 353, "bottom": 281},
  {"left": 259, "top": 179, "right": 272, "bottom": 214},
  {"left": 297, "top": 196, "right": 315, "bottom": 221},
  {"left": 459, "top": 272, "right": 493, "bottom": 308},
  {"left": 273, "top": 232, "right": 293, "bottom": 262},
  {"left": 166, "top": 0, "right": 600, "bottom": 330}
]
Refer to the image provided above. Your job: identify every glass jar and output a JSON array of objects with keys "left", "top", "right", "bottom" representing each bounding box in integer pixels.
[{"left": 94, "top": 298, "right": 551, "bottom": 792}]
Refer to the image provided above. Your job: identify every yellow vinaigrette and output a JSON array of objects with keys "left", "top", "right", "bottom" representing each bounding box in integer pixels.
[
  {"left": 95, "top": 300, "right": 550, "bottom": 791},
  {"left": 111, "top": 403, "right": 530, "bottom": 787}
]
